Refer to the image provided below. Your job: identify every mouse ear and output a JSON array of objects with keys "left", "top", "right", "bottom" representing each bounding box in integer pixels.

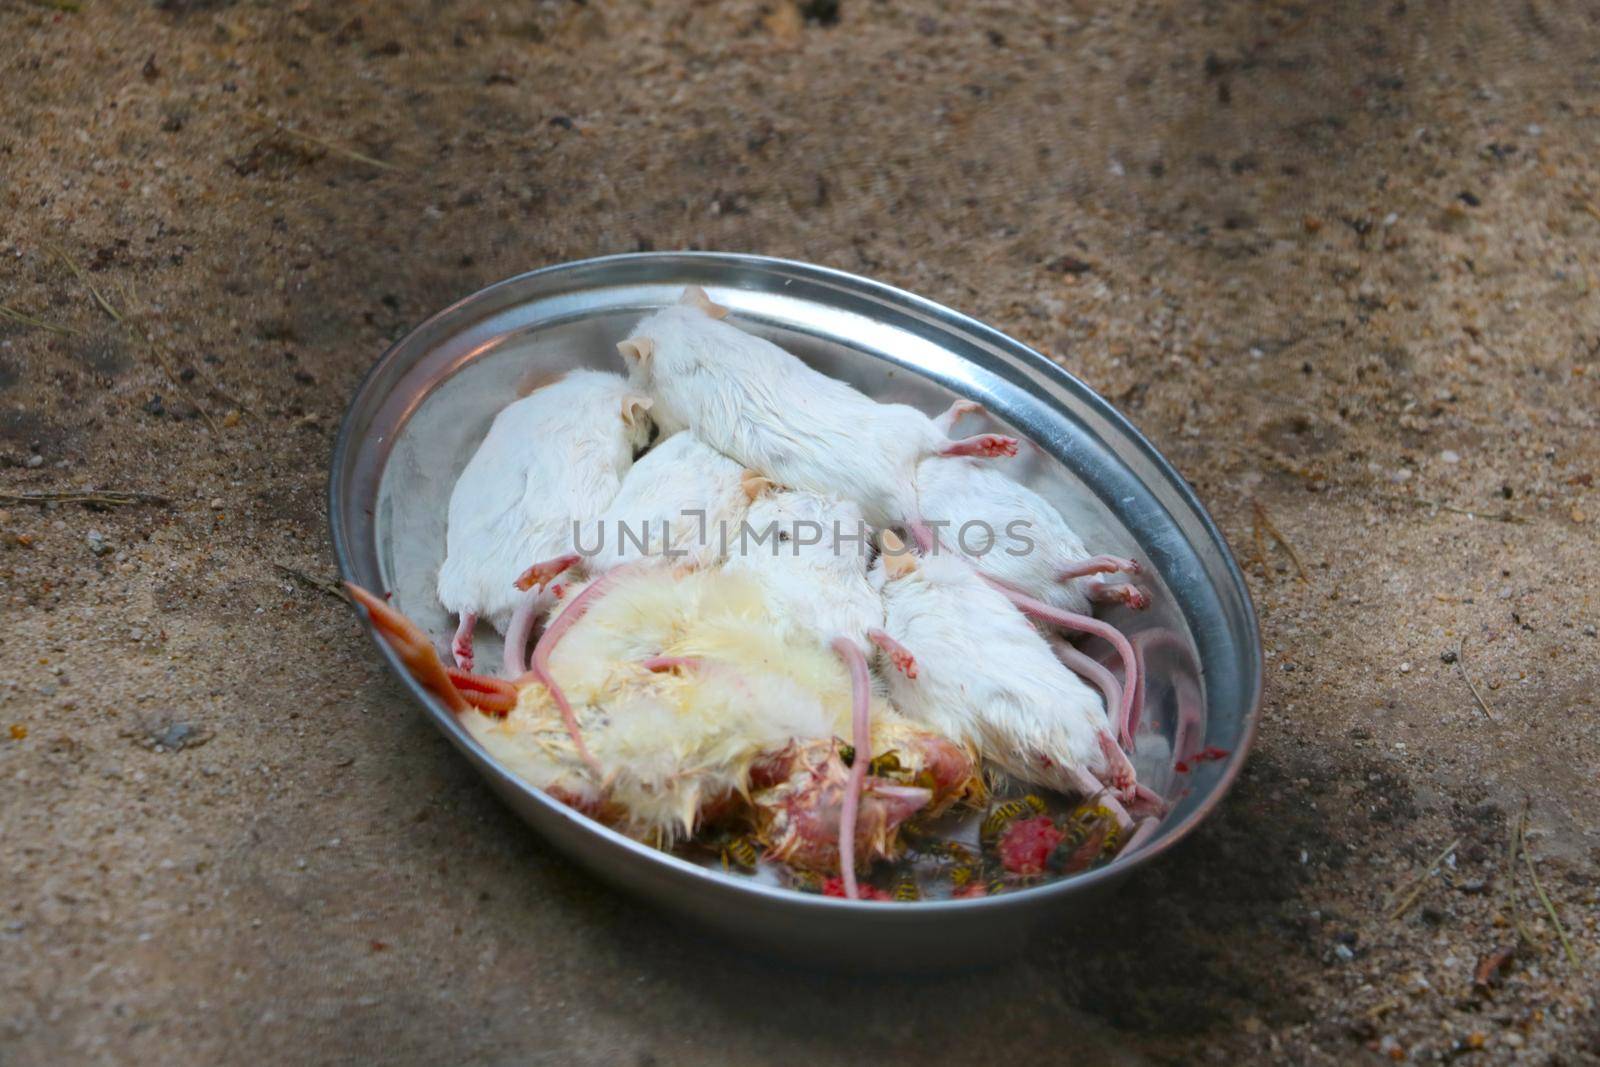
[
  {"left": 620, "top": 394, "right": 654, "bottom": 428},
  {"left": 740, "top": 469, "right": 776, "bottom": 502},
  {"left": 679, "top": 285, "right": 729, "bottom": 319},
  {"left": 877, "top": 529, "right": 918, "bottom": 578},
  {"left": 617, "top": 336, "right": 655, "bottom": 365}
]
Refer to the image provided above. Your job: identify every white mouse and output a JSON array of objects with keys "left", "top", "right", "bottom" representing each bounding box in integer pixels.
[
  {"left": 615, "top": 286, "right": 1019, "bottom": 534},
  {"left": 507, "top": 432, "right": 767, "bottom": 774},
  {"left": 915, "top": 449, "right": 1146, "bottom": 614},
  {"left": 870, "top": 531, "right": 1140, "bottom": 819},
  {"left": 436, "top": 369, "right": 652, "bottom": 674},
  {"left": 721, "top": 488, "right": 922, "bottom": 897}
]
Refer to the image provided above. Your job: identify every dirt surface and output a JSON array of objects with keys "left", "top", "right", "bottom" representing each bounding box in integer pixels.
[{"left": 3, "top": 1, "right": 1598, "bottom": 1063}]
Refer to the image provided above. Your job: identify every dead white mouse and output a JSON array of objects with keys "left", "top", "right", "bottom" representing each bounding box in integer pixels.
[
  {"left": 615, "top": 286, "right": 1019, "bottom": 534},
  {"left": 507, "top": 431, "right": 766, "bottom": 775},
  {"left": 436, "top": 369, "right": 652, "bottom": 674},
  {"left": 915, "top": 447, "right": 1145, "bottom": 615},
  {"left": 870, "top": 530, "right": 1143, "bottom": 825},
  {"left": 721, "top": 488, "right": 923, "bottom": 897}
]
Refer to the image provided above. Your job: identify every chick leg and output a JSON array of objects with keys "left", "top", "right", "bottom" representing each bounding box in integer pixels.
[
  {"left": 939, "top": 433, "right": 1019, "bottom": 459},
  {"left": 1058, "top": 555, "right": 1141, "bottom": 581},
  {"left": 344, "top": 583, "right": 469, "bottom": 715},
  {"left": 444, "top": 666, "right": 518, "bottom": 717},
  {"left": 983, "top": 577, "right": 1142, "bottom": 753},
  {"left": 832, "top": 636, "right": 873, "bottom": 901},
  {"left": 450, "top": 612, "right": 478, "bottom": 671},
  {"left": 867, "top": 628, "right": 918, "bottom": 678}
]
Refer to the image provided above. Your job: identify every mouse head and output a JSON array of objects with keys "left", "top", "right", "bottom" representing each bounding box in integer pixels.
[
  {"left": 616, "top": 287, "right": 729, "bottom": 376},
  {"left": 740, "top": 489, "right": 869, "bottom": 572},
  {"left": 619, "top": 393, "right": 654, "bottom": 453},
  {"left": 874, "top": 529, "right": 920, "bottom": 579}
]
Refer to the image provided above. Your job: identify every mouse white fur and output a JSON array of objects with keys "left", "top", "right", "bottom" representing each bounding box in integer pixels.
[
  {"left": 915, "top": 453, "right": 1146, "bottom": 614},
  {"left": 721, "top": 488, "right": 929, "bottom": 896},
  {"left": 580, "top": 430, "right": 758, "bottom": 575},
  {"left": 616, "top": 287, "right": 1019, "bottom": 531},
  {"left": 870, "top": 532, "right": 1138, "bottom": 812},
  {"left": 436, "top": 369, "right": 652, "bottom": 673}
]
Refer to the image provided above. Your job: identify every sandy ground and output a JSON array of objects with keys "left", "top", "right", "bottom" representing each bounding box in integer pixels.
[{"left": 2, "top": 0, "right": 1598, "bottom": 1063}]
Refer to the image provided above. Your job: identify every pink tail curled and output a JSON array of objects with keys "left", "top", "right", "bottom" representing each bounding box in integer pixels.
[
  {"left": 982, "top": 576, "right": 1142, "bottom": 752},
  {"left": 501, "top": 593, "right": 542, "bottom": 677},
  {"left": 516, "top": 569, "right": 635, "bottom": 779},
  {"left": 1129, "top": 628, "right": 1206, "bottom": 765},
  {"left": 831, "top": 636, "right": 873, "bottom": 900},
  {"left": 1050, "top": 636, "right": 1123, "bottom": 729}
]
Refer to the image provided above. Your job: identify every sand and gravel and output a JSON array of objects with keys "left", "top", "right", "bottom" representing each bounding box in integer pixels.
[{"left": 1, "top": 1, "right": 1596, "bottom": 1063}]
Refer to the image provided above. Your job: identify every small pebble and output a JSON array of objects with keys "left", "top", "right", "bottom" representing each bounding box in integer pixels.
[
  {"left": 1399, "top": 662, "right": 1412, "bottom": 674},
  {"left": 1440, "top": 449, "right": 1460, "bottom": 464},
  {"left": 1334, "top": 943, "right": 1355, "bottom": 961},
  {"left": 86, "top": 530, "right": 110, "bottom": 556},
  {"left": 1440, "top": 649, "right": 1458, "bottom": 663},
  {"left": 209, "top": 498, "right": 224, "bottom": 509},
  {"left": 26, "top": 454, "right": 43, "bottom": 468}
]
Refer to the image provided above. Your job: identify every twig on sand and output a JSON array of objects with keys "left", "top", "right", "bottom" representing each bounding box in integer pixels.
[
  {"left": 0, "top": 489, "right": 171, "bottom": 509},
  {"left": 1455, "top": 634, "right": 1497, "bottom": 722},
  {"left": 244, "top": 113, "right": 396, "bottom": 171},
  {"left": 274, "top": 564, "right": 351, "bottom": 603},
  {"left": 1388, "top": 836, "right": 1463, "bottom": 920},
  {"left": 0, "top": 303, "right": 82, "bottom": 336},
  {"left": 1251, "top": 498, "right": 1309, "bottom": 582},
  {"left": 46, "top": 242, "right": 225, "bottom": 434},
  {"left": 1374, "top": 491, "right": 1526, "bottom": 525},
  {"left": 1524, "top": 847, "right": 1580, "bottom": 968},
  {"left": 1505, "top": 801, "right": 1533, "bottom": 947}
]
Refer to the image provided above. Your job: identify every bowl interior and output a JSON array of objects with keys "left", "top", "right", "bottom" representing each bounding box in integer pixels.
[{"left": 332, "top": 253, "right": 1261, "bottom": 931}]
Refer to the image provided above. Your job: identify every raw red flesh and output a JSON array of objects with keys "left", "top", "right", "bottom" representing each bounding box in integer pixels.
[{"left": 998, "top": 815, "right": 1064, "bottom": 875}]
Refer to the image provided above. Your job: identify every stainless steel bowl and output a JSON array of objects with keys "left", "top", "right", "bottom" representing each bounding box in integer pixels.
[{"left": 329, "top": 252, "right": 1262, "bottom": 968}]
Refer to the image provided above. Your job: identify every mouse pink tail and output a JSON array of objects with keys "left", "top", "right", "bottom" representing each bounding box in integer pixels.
[
  {"left": 516, "top": 570, "right": 633, "bottom": 779},
  {"left": 501, "top": 594, "right": 542, "bottom": 677},
  {"left": 982, "top": 576, "right": 1142, "bottom": 752},
  {"left": 831, "top": 636, "right": 873, "bottom": 901},
  {"left": 1050, "top": 637, "right": 1123, "bottom": 725}
]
